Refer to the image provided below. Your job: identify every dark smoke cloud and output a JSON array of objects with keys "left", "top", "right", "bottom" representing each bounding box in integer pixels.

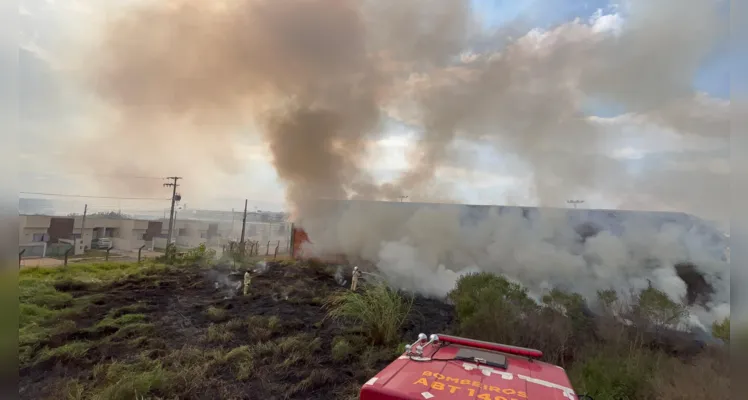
[
  {"left": 80, "top": 0, "right": 728, "bottom": 220},
  {"left": 82, "top": 0, "right": 471, "bottom": 210}
]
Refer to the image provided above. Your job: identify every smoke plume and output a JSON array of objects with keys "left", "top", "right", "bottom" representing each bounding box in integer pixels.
[
  {"left": 80, "top": 0, "right": 729, "bottom": 325},
  {"left": 301, "top": 201, "right": 729, "bottom": 329}
]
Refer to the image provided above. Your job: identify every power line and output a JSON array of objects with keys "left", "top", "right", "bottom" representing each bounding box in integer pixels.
[
  {"left": 20, "top": 171, "right": 168, "bottom": 180},
  {"left": 19, "top": 192, "right": 171, "bottom": 201}
]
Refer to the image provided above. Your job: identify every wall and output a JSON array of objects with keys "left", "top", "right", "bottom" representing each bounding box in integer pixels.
[
  {"left": 144, "top": 221, "right": 162, "bottom": 240},
  {"left": 59, "top": 238, "right": 84, "bottom": 255},
  {"left": 48, "top": 217, "right": 74, "bottom": 244},
  {"left": 153, "top": 237, "right": 168, "bottom": 250},
  {"left": 19, "top": 227, "right": 48, "bottom": 244},
  {"left": 113, "top": 237, "right": 146, "bottom": 251},
  {"left": 23, "top": 215, "right": 52, "bottom": 229}
]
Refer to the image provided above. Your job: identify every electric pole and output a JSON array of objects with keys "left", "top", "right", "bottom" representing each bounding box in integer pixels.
[
  {"left": 80, "top": 204, "right": 87, "bottom": 243},
  {"left": 567, "top": 199, "right": 585, "bottom": 209},
  {"left": 240, "top": 199, "right": 248, "bottom": 245},
  {"left": 164, "top": 177, "right": 182, "bottom": 246}
]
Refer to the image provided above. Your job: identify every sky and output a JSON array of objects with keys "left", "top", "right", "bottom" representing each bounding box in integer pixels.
[{"left": 17, "top": 0, "right": 731, "bottom": 229}]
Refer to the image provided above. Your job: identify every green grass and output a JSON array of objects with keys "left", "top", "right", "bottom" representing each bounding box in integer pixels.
[
  {"left": 36, "top": 341, "right": 94, "bottom": 364},
  {"left": 95, "top": 313, "right": 147, "bottom": 329},
  {"left": 18, "top": 261, "right": 168, "bottom": 367},
  {"left": 325, "top": 281, "right": 413, "bottom": 345},
  {"left": 331, "top": 336, "right": 354, "bottom": 361}
]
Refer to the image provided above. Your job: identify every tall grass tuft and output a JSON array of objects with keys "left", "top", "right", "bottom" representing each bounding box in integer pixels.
[{"left": 325, "top": 282, "right": 413, "bottom": 346}]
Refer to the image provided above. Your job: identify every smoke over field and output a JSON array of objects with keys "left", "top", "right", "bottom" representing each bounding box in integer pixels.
[
  {"left": 297, "top": 201, "right": 729, "bottom": 330},
  {"left": 77, "top": 1, "right": 729, "bottom": 327}
]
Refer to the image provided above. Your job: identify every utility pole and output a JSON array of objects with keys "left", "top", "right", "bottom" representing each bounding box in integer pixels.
[
  {"left": 240, "top": 199, "right": 248, "bottom": 244},
  {"left": 567, "top": 199, "right": 585, "bottom": 209},
  {"left": 164, "top": 177, "right": 182, "bottom": 246},
  {"left": 80, "top": 204, "right": 87, "bottom": 244}
]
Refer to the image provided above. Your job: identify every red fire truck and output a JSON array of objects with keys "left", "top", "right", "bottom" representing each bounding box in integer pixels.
[{"left": 360, "top": 333, "right": 592, "bottom": 400}]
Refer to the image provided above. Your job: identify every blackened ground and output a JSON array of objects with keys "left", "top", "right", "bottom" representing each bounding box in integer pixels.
[
  {"left": 675, "top": 262, "right": 715, "bottom": 306},
  {"left": 19, "top": 261, "right": 456, "bottom": 400}
]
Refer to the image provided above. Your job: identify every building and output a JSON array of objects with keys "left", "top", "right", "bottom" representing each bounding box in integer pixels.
[{"left": 19, "top": 213, "right": 294, "bottom": 257}]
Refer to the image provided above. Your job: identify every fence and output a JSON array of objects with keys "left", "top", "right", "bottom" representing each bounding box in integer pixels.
[
  {"left": 19, "top": 242, "right": 47, "bottom": 258},
  {"left": 45, "top": 243, "right": 75, "bottom": 257},
  {"left": 222, "top": 239, "right": 291, "bottom": 258}
]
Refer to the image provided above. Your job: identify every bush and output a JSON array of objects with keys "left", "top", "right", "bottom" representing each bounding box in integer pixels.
[
  {"left": 632, "top": 286, "right": 689, "bottom": 331},
  {"left": 325, "top": 282, "right": 413, "bottom": 346},
  {"left": 182, "top": 244, "right": 217, "bottom": 265},
  {"left": 711, "top": 317, "right": 729, "bottom": 343},
  {"left": 569, "top": 346, "right": 661, "bottom": 400},
  {"left": 448, "top": 273, "right": 549, "bottom": 354}
]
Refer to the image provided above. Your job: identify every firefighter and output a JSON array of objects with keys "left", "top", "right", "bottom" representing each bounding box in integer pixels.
[
  {"left": 351, "top": 266, "right": 362, "bottom": 291},
  {"left": 243, "top": 270, "right": 252, "bottom": 296}
]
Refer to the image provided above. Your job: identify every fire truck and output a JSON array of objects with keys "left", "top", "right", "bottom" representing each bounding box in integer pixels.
[{"left": 361, "top": 333, "right": 593, "bottom": 400}]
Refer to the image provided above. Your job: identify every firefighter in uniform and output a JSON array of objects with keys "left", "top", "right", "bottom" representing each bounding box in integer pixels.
[
  {"left": 243, "top": 270, "right": 252, "bottom": 296},
  {"left": 351, "top": 266, "right": 362, "bottom": 291}
]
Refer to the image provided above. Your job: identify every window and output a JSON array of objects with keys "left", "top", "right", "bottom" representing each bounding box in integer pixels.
[{"left": 32, "top": 233, "right": 46, "bottom": 242}]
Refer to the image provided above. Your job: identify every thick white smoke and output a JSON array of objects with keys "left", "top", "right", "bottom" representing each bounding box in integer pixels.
[{"left": 298, "top": 201, "right": 729, "bottom": 329}]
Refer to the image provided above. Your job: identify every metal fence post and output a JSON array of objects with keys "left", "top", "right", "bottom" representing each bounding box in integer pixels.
[
  {"left": 138, "top": 244, "right": 147, "bottom": 263},
  {"left": 64, "top": 246, "right": 73, "bottom": 266},
  {"left": 274, "top": 241, "right": 279, "bottom": 259},
  {"left": 18, "top": 249, "right": 25, "bottom": 269},
  {"left": 106, "top": 246, "right": 114, "bottom": 261},
  {"left": 266, "top": 241, "right": 270, "bottom": 256}
]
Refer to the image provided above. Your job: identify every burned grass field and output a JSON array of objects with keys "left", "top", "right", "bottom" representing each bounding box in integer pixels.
[
  {"left": 19, "top": 257, "right": 730, "bottom": 400},
  {"left": 18, "top": 260, "right": 452, "bottom": 400}
]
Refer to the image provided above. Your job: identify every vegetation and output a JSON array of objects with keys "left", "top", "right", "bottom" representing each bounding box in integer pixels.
[
  {"left": 447, "top": 272, "right": 729, "bottom": 399},
  {"left": 325, "top": 281, "right": 413, "bottom": 346},
  {"left": 711, "top": 317, "right": 730, "bottom": 343},
  {"left": 18, "top": 254, "right": 728, "bottom": 400}
]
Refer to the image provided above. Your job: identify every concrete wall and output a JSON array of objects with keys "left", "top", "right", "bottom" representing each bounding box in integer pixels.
[
  {"left": 20, "top": 227, "right": 48, "bottom": 244},
  {"left": 113, "top": 237, "right": 147, "bottom": 251},
  {"left": 24, "top": 215, "right": 52, "bottom": 228}
]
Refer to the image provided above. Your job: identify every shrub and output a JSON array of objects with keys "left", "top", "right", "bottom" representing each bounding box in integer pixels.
[
  {"left": 182, "top": 244, "right": 217, "bottom": 265},
  {"left": 711, "top": 317, "right": 729, "bottom": 343},
  {"left": 569, "top": 346, "right": 661, "bottom": 400},
  {"left": 448, "top": 272, "right": 537, "bottom": 345},
  {"left": 632, "top": 286, "right": 688, "bottom": 331},
  {"left": 325, "top": 282, "right": 413, "bottom": 346}
]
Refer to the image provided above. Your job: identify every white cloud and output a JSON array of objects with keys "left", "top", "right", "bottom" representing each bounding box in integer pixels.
[{"left": 590, "top": 9, "right": 624, "bottom": 34}]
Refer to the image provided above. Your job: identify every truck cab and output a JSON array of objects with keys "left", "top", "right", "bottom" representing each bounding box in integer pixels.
[{"left": 360, "top": 333, "right": 591, "bottom": 400}]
